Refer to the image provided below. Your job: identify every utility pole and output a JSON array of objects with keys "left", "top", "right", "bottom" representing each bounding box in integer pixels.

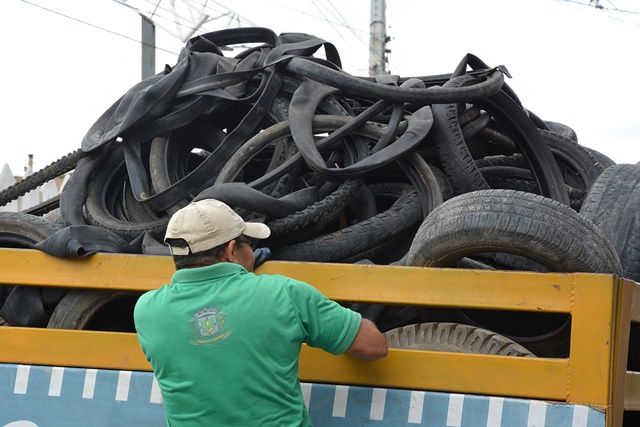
[
  {"left": 369, "top": 0, "right": 388, "bottom": 76},
  {"left": 141, "top": 15, "right": 156, "bottom": 80},
  {"left": 112, "top": 1, "right": 262, "bottom": 80}
]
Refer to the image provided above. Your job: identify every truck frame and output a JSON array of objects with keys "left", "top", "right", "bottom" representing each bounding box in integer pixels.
[{"left": 1, "top": 247, "right": 639, "bottom": 426}]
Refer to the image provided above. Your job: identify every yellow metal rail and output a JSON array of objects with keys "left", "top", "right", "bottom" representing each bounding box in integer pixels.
[{"left": 0, "top": 248, "right": 637, "bottom": 426}]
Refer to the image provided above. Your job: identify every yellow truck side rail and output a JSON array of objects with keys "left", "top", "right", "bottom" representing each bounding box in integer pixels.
[{"left": 1, "top": 248, "right": 639, "bottom": 426}]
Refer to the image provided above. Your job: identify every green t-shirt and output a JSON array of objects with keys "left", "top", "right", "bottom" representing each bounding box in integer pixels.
[{"left": 134, "top": 262, "right": 361, "bottom": 426}]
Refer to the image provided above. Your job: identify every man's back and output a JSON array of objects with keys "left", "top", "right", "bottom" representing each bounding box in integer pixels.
[{"left": 134, "top": 262, "right": 360, "bottom": 426}]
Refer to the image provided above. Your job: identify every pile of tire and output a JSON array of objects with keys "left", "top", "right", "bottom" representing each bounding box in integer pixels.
[{"left": 1, "top": 28, "right": 637, "bottom": 363}]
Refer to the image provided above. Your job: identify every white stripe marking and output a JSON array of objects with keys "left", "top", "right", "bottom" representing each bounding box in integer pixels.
[
  {"left": 300, "top": 383, "right": 312, "bottom": 410},
  {"left": 332, "top": 385, "right": 349, "bottom": 417},
  {"left": 572, "top": 405, "right": 589, "bottom": 427},
  {"left": 408, "top": 390, "right": 425, "bottom": 424},
  {"left": 150, "top": 376, "right": 163, "bottom": 404},
  {"left": 48, "top": 367, "right": 65, "bottom": 396},
  {"left": 14, "top": 365, "right": 30, "bottom": 394},
  {"left": 115, "top": 371, "right": 132, "bottom": 401},
  {"left": 447, "top": 393, "right": 464, "bottom": 426},
  {"left": 487, "top": 397, "right": 504, "bottom": 427},
  {"left": 527, "top": 400, "right": 547, "bottom": 427},
  {"left": 369, "top": 388, "right": 387, "bottom": 420},
  {"left": 83, "top": 369, "right": 98, "bottom": 399},
  {"left": 3, "top": 422, "right": 38, "bottom": 427}
]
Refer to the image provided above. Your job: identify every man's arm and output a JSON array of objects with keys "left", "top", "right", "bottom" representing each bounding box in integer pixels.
[{"left": 347, "top": 318, "right": 388, "bottom": 361}]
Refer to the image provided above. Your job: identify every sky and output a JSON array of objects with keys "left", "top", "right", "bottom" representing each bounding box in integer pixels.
[{"left": 2, "top": 0, "right": 639, "bottom": 176}]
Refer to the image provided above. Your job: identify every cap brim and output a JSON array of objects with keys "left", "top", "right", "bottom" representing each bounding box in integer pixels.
[{"left": 244, "top": 222, "right": 271, "bottom": 239}]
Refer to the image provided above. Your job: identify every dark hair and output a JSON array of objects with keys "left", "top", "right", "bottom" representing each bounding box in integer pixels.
[{"left": 165, "top": 238, "right": 228, "bottom": 270}]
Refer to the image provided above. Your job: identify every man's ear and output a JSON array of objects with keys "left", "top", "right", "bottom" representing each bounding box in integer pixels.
[{"left": 223, "top": 240, "right": 238, "bottom": 264}]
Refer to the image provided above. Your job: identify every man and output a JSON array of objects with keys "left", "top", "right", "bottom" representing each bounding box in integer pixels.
[{"left": 134, "top": 199, "right": 388, "bottom": 426}]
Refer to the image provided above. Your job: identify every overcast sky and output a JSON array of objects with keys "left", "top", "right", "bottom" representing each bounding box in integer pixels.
[{"left": 2, "top": 0, "right": 639, "bottom": 176}]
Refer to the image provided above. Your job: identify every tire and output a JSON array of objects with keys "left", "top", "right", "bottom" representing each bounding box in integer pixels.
[
  {"left": 431, "top": 77, "right": 490, "bottom": 195},
  {"left": 477, "top": 90, "right": 570, "bottom": 205},
  {"left": 0, "top": 212, "right": 62, "bottom": 248},
  {"left": 543, "top": 120, "right": 578, "bottom": 143},
  {"left": 476, "top": 123, "right": 518, "bottom": 155},
  {"left": 148, "top": 86, "right": 338, "bottom": 214},
  {"left": 265, "top": 179, "right": 365, "bottom": 240},
  {"left": 474, "top": 130, "right": 602, "bottom": 211},
  {"left": 476, "top": 153, "right": 526, "bottom": 168},
  {"left": 84, "top": 145, "right": 169, "bottom": 242},
  {"left": 404, "top": 189, "right": 622, "bottom": 357},
  {"left": 271, "top": 184, "right": 422, "bottom": 263},
  {"left": 430, "top": 75, "right": 569, "bottom": 206},
  {"left": 384, "top": 322, "right": 535, "bottom": 357},
  {"left": 216, "top": 115, "right": 381, "bottom": 188},
  {"left": 579, "top": 164, "right": 640, "bottom": 282},
  {"left": 47, "top": 289, "right": 141, "bottom": 332},
  {"left": 540, "top": 129, "right": 605, "bottom": 192},
  {"left": 0, "top": 213, "right": 63, "bottom": 326},
  {"left": 429, "top": 163, "right": 454, "bottom": 201},
  {"left": 215, "top": 115, "right": 376, "bottom": 238},
  {"left": 406, "top": 189, "right": 622, "bottom": 275},
  {"left": 480, "top": 169, "right": 587, "bottom": 211},
  {"left": 587, "top": 147, "right": 616, "bottom": 169},
  {"left": 43, "top": 208, "right": 65, "bottom": 227},
  {"left": 580, "top": 165, "right": 640, "bottom": 372},
  {"left": 149, "top": 121, "right": 244, "bottom": 215}
]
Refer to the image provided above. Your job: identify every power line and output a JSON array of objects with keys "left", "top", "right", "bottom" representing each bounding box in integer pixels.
[
  {"left": 20, "top": 0, "right": 180, "bottom": 55},
  {"left": 21, "top": 0, "right": 371, "bottom": 73},
  {"left": 139, "top": 0, "right": 369, "bottom": 50},
  {"left": 112, "top": 0, "right": 254, "bottom": 42},
  {"left": 598, "top": 0, "right": 640, "bottom": 14},
  {"left": 558, "top": 0, "right": 639, "bottom": 13},
  {"left": 555, "top": 0, "right": 640, "bottom": 27}
]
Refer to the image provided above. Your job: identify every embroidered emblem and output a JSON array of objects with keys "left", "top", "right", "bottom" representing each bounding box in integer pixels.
[{"left": 189, "top": 307, "right": 233, "bottom": 347}]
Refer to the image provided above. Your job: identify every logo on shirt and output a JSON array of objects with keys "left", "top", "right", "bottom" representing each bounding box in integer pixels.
[{"left": 189, "top": 307, "right": 233, "bottom": 347}]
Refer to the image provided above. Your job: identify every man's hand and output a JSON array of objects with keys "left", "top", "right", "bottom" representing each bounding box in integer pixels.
[{"left": 253, "top": 247, "right": 272, "bottom": 268}]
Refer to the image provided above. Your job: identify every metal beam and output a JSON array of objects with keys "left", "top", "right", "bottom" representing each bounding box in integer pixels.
[{"left": 141, "top": 14, "right": 156, "bottom": 80}]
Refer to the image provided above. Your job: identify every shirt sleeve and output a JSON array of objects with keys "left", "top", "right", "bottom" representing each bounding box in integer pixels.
[{"left": 284, "top": 277, "right": 362, "bottom": 355}]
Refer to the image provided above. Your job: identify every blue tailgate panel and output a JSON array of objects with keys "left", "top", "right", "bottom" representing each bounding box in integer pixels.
[{"left": 0, "top": 364, "right": 605, "bottom": 427}]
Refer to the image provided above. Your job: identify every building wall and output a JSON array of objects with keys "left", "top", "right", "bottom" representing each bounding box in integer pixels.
[{"left": 0, "top": 164, "right": 65, "bottom": 213}]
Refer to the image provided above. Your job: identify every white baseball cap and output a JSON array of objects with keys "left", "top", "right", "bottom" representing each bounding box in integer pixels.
[{"left": 164, "top": 199, "right": 271, "bottom": 255}]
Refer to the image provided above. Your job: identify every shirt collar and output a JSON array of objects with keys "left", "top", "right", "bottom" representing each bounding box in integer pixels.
[{"left": 170, "top": 262, "right": 246, "bottom": 284}]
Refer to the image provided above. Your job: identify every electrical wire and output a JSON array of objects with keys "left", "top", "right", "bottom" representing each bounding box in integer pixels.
[
  {"left": 555, "top": 0, "right": 640, "bottom": 25},
  {"left": 20, "top": 0, "right": 179, "bottom": 55}
]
